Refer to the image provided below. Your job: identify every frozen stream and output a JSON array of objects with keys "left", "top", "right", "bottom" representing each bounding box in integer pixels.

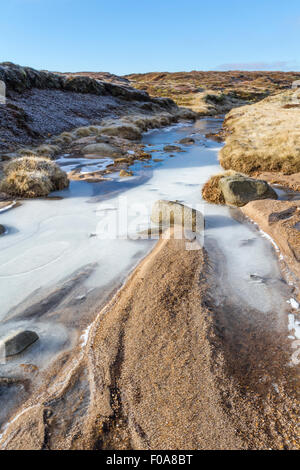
[{"left": 0, "top": 118, "right": 299, "bottom": 407}]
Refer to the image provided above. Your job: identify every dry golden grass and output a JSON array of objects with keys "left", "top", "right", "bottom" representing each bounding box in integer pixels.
[
  {"left": 220, "top": 90, "right": 300, "bottom": 175},
  {"left": 125, "top": 71, "right": 300, "bottom": 114},
  {"left": 53, "top": 131, "right": 74, "bottom": 145},
  {"left": 1, "top": 170, "right": 53, "bottom": 197},
  {"left": 1, "top": 156, "right": 69, "bottom": 197},
  {"left": 202, "top": 174, "right": 225, "bottom": 204},
  {"left": 202, "top": 170, "right": 242, "bottom": 204}
]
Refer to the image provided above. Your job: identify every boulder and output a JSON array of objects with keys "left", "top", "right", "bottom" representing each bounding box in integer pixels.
[
  {"left": 99, "top": 123, "right": 142, "bottom": 141},
  {"left": 179, "top": 137, "right": 195, "bottom": 145},
  {"left": 0, "top": 331, "right": 39, "bottom": 358},
  {"left": 82, "top": 143, "right": 122, "bottom": 157},
  {"left": 151, "top": 200, "right": 204, "bottom": 232},
  {"left": 219, "top": 174, "right": 278, "bottom": 207},
  {"left": 163, "top": 145, "right": 183, "bottom": 152},
  {"left": 0, "top": 224, "right": 5, "bottom": 235},
  {"left": 176, "top": 107, "right": 197, "bottom": 120}
]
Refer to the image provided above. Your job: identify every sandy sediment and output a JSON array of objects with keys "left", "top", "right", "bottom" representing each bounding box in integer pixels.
[
  {"left": 257, "top": 172, "right": 300, "bottom": 192},
  {"left": 0, "top": 234, "right": 241, "bottom": 450},
  {"left": 242, "top": 200, "right": 300, "bottom": 287},
  {"left": 1, "top": 229, "right": 299, "bottom": 450}
]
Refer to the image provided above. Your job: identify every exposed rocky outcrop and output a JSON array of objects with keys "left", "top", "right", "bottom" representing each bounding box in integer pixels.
[
  {"left": 0, "top": 62, "right": 149, "bottom": 100},
  {"left": 242, "top": 200, "right": 300, "bottom": 283},
  {"left": 0, "top": 63, "right": 186, "bottom": 155}
]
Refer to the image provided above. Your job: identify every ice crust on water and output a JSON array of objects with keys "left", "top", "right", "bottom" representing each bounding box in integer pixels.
[{"left": 0, "top": 120, "right": 296, "bottom": 365}]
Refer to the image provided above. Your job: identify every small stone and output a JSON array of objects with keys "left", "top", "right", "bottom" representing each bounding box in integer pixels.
[
  {"left": 0, "top": 331, "right": 39, "bottom": 358},
  {"left": 178, "top": 137, "right": 195, "bottom": 145},
  {"left": 82, "top": 143, "right": 122, "bottom": 157},
  {"left": 163, "top": 145, "right": 182, "bottom": 152},
  {"left": 119, "top": 169, "right": 133, "bottom": 178}
]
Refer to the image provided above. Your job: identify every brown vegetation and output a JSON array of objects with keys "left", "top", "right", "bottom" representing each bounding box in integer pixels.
[
  {"left": 0, "top": 156, "right": 69, "bottom": 197},
  {"left": 125, "top": 71, "right": 300, "bottom": 114},
  {"left": 220, "top": 90, "right": 300, "bottom": 175}
]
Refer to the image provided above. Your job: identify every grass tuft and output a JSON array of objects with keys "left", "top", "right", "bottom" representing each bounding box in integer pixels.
[{"left": 1, "top": 156, "right": 69, "bottom": 197}]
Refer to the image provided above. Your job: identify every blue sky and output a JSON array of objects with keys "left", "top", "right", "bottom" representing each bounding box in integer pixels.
[{"left": 1, "top": 0, "right": 300, "bottom": 74}]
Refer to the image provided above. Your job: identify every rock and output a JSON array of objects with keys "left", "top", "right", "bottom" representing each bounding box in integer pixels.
[
  {"left": 219, "top": 174, "right": 278, "bottom": 207},
  {"left": 151, "top": 200, "right": 204, "bottom": 232},
  {"left": 99, "top": 123, "right": 142, "bottom": 141},
  {"left": 119, "top": 169, "right": 133, "bottom": 177},
  {"left": 82, "top": 143, "right": 122, "bottom": 157},
  {"left": 175, "top": 107, "right": 197, "bottom": 120},
  {"left": 0, "top": 200, "right": 16, "bottom": 212},
  {"left": 205, "top": 131, "right": 225, "bottom": 143},
  {"left": 269, "top": 206, "right": 298, "bottom": 224},
  {"left": 178, "top": 137, "right": 195, "bottom": 145},
  {"left": 163, "top": 145, "right": 183, "bottom": 152},
  {"left": 0, "top": 331, "right": 39, "bottom": 358},
  {"left": 73, "top": 136, "right": 97, "bottom": 145},
  {"left": 63, "top": 76, "right": 105, "bottom": 95},
  {"left": 0, "top": 224, "right": 5, "bottom": 235}
]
